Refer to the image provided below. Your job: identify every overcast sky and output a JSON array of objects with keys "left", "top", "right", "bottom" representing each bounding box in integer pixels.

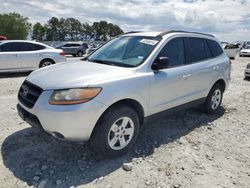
[{"left": 1, "top": 0, "right": 250, "bottom": 42}]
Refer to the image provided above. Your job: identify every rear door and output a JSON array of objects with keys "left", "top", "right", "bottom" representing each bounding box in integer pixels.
[
  {"left": 183, "top": 37, "right": 222, "bottom": 100},
  {"left": 62, "top": 44, "right": 72, "bottom": 54},
  {"left": 70, "top": 44, "right": 80, "bottom": 54},
  {"left": 18, "top": 42, "right": 46, "bottom": 69},
  {"left": 0, "top": 42, "right": 20, "bottom": 71}
]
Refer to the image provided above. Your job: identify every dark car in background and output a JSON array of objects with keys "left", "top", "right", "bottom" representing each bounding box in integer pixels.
[{"left": 56, "top": 42, "right": 88, "bottom": 57}]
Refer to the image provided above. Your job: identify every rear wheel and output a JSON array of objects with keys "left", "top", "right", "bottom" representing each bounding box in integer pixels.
[
  {"left": 77, "top": 51, "right": 84, "bottom": 57},
  {"left": 90, "top": 106, "right": 140, "bottom": 158},
  {"left": 39, "top": 59, "right": 54, "bottom": 68},
  {"left": 204, "top": 84, "right": 223, "bottom": 114}
]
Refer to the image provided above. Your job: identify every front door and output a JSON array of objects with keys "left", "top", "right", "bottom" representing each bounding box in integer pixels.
[
  {"left": 0, "top": 42, "right": 20, "bottom": 71},
  {"left": 149, "top": 37, "right": 192, "bottom": 114}
]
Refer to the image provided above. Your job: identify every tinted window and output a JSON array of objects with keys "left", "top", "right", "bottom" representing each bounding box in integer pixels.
[
  {"left": 187, "top": 38, "right": 208, "bottom": 63},
  {"left": 207, "top": 39, "right": 223, "bottom": 57},
  {"left": 64, "top": 44, "right": 72, "bottom": 47},
  {"left": 159, "top": 38, "right": 185, "bottom": 67},
  {"left": 0, "top": 42, "right": 45, "bottom": 52},
  {"left": 0, "top": 42, "right": 23, "bottom": 52},
  {"left": 28, "top": 43, "right": 46, "bottom": 51}
]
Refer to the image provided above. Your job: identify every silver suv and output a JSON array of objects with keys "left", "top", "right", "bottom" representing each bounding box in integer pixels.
[
  {"left": 17, "top": 31, "right": 231, "bottom": 158},
  {"left": 56, "top": 42, "right": 88, "bottom": 57}
]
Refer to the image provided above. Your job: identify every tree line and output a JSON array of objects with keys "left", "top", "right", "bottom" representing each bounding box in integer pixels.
[{"left": 0, "top": 13, "right": 124, "bottom": 41}]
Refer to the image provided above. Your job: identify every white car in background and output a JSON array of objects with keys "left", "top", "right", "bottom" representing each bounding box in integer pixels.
[
  {"left": 0, "top": 40, "right": 67, "bottom": 73},
  {"left": 224, "top": 43, "right": 240, "bottom": 59},
  {"left": 239, "top": 45, "right": 250, "bottom": 57}
]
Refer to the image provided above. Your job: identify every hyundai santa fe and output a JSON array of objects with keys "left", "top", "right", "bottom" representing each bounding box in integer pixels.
[{"left": 17, "top": 30, "right": 231, "bottom": 158}]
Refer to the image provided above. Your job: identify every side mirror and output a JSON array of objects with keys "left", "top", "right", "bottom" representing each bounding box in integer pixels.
[{"left": 152, "top": 57, "right": 170, "bottom": 70}]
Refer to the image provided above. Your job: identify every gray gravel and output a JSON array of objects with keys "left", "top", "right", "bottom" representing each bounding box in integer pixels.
[{"left": 0, "top": 56, "right": 249, "bottom": 188}]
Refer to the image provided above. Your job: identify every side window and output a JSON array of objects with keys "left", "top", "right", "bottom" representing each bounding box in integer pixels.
[
  {"left": 158, "top": 38, "right": 185, "bottom": 67},
  {"left": 0, "top": 42, "right": 23, "bottom": 52},
  {"left": 187, "top": 37, "right": 208, "bottom": 63},
  {"left": 27, "top": 43, "right": 46, "bottom": 51},
  {"left": 207, "top": 39, "right": 223, "bottom": 57},
  {"left": 64, "top": 44, "right": 72, "bottom": 47}
]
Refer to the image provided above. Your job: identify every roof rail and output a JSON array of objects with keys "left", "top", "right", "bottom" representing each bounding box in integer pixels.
[
  {"left": 157, "top": 30, "right": 214, "bottom": 38},
  {"left": 122, "top": 31, "right": 143, "bottom": 35}
]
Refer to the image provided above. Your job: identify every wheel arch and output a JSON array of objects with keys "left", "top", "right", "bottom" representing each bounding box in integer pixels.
[
  {"left": 89, "top": 98, "right": 145, "bottom": 145},
  {"left": 103, "top": 99, "right": 144, "bottom": 125},
  {"left": 39, "top": 58, "right": 55, "bottom": 68},
  {"left": 212, "top": 79, "right": 226, "bottom": 93}
]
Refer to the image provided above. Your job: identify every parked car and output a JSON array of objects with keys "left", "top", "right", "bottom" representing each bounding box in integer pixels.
[
  {"left": 0, "top": 40, "right": 66, "bottom": 73},
  {"left": 56, "top": 42, "right": 88, "bottom": 57},
  {"left": 17, "top": 31, "right": 231, "bottom": 158},
  {"left": 85, "top": 44, "right": 98, "bottom": 55},
  {"left": 0, "top": 36, "right": 7, "bottom": 40},
  {"left": 221, "top": 42, "right": 229, "bottom": 49},
  {"left": 245, "top": 63, "right": 250, "bottom": 79},
  {"left": 239, "top": 45, "right": 250, "bottom": 57},
  {"left": 224, "top": 43, "right": 240, "bottom": 59}
]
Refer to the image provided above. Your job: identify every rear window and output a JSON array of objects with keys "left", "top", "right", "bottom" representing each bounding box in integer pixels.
[
  {"left": 207, "top": 39, "right": 223, "bottom": 57},
  {"left": 187, "top": 37, "right": 209, "bottom": 63}
]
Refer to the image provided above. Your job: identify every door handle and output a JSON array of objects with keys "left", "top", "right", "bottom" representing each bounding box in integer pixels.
[
  {"left": 182, "top": 74, "right": 191, "bottom": 80},
  {"left": 213, "top": 66, "right": 219, "bottom": 70}
]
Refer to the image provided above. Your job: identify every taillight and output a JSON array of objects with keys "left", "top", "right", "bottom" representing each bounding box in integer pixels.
[{"left": 59, "top": 52, "right": 65, "bottom": 56}]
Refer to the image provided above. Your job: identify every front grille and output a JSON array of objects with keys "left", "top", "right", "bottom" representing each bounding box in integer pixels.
[{"left": 18, "top": 81, "right": 43, "bottom": 108}]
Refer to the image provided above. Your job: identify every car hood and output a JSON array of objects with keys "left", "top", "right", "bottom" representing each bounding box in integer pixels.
[
  {"left": 27, "top": 61, "right": 135, "bottom": 90},
  {"left": 241, "top": 49, "right": 250, "bottom": 53}
]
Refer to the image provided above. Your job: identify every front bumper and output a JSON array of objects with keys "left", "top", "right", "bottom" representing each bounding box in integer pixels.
[
  {"left": 245, "top": 69, "right": 250, "bottom": 77},
  {"left": 17, "top": 90, "right": 107, "bottom": 142}
]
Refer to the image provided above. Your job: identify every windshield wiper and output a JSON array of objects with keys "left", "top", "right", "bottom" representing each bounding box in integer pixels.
[
  {"left": 89, "top": 59, "right": 114, "bottom": 65},
  {"left": 89, "top": 59, "right": 136, "bottom": 67}
]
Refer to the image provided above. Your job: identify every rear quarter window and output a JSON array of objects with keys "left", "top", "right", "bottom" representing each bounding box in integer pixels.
[{"left": 207, "top": 39, "right": 223, "bottom": 57}]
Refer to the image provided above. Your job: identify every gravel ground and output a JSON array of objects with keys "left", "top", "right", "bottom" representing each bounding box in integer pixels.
[{"left": 0, "top": 56, "right": 249, "bottom": 188}]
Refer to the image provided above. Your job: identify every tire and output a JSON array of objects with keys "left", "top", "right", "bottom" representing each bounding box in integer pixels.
[
  {"left": 39, "top": 59, "right": 54, "bottom": 68},
  {"left": 90, "top": 105, "right": 140, "bottom": 158},
  {"left": 203, "top": 84, "right": 223, "bottom": 114},
  {"left": 73, "top": 54, "right": 76, "bottom": 57},
  {"left": 77, "top": 51, "right": 83, "bottom": 57}
]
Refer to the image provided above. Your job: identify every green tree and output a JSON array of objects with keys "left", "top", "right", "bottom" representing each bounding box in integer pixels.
[
  {"left": 91, "top": 21, "right": 123, "bottom": 40},
  {"left": 82, "top": 22, "right": 93, "bottom": 39},
  {"left": 0, "top": 12, "right": 31, "bottom": 40},
  {"left": 45, "top": 17, "right": 60, "bottom": 41},
  {"left": 32, "top": 22, "right": 45, "bottom": 41},
  {"left": 64, "top": 18, "right": 82, "bottom": 40}
]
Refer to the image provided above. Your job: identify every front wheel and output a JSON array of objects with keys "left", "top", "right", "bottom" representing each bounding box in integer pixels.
[
  {"left": 204, "top": 84, "right": 223, "bottom": 114},
  {"left": 90, "top": 106, "right": 140, "bottom": 158}
]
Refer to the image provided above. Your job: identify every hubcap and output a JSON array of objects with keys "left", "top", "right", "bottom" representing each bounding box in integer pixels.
[
  {"left": 78, "top": 52, "right": 83, "bottom": 56},
  {"left": 211, "top": 89, "right": 221, "bottom": 110},
  {"left": 108, "top": 117, "right": 135, "bottom": 150},
  {"left": 42, "top": 61, "right": 52, "bottom": 67}
]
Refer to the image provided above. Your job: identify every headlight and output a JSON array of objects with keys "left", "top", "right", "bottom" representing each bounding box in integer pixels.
[{"left": 49, "top": 88, "right": 102, "bottom": 105}]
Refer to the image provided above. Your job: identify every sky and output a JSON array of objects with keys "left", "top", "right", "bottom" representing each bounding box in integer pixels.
[{"left": 1, "top": 0, "right": 250, "bottom": 42}]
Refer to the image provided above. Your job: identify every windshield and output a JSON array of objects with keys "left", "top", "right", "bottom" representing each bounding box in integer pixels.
[
  {"left": 88, "top": 36, "right": 160, "bottom": 67},
  {"left": 245, "top": 45, "right": 250, "bottom": 49}
]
